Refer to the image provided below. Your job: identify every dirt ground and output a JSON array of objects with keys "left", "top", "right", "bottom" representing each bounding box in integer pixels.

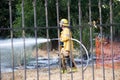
[
  {"left": 1, "top": 66, "right": 120, "bottom": 80},
  {"left": 2, "top": 48, "right": 120, "bottom": 80}
]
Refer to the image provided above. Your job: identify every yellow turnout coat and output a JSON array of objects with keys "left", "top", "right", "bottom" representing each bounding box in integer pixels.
[{"left": 60, "top": 28, "right": 73, "bottom": 51}]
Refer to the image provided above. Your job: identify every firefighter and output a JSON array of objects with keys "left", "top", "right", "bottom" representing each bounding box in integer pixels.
[{"left": 59, "top": 18, "right": 77, "bottom": 73}]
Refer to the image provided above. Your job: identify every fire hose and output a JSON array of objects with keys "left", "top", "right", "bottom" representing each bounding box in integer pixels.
[{"left": 49, "top": 38, "right": 89, "bottom": 71}]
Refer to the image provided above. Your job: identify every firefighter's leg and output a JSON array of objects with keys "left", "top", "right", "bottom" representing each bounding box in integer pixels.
[
  {"left": 63, "top": 51, "right": 77, "bottom": 72},
  {"left": 67, "top": 56, "right": 77, "bottom": 72},
  {"left": 60, "top": 56, "right": 67, "bottom": 73},
  {"left": 60, "top": 48, "right": 67, "bottom": 73},
  {"left": 65, "top": 56, "right": 77, "bottom": 68}
]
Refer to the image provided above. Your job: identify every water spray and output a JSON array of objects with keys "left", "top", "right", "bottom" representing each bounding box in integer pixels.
[{"left": 0, "top": 38, "right": 89, "bottom": 72}]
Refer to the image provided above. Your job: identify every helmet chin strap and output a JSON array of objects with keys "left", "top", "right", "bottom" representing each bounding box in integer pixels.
[
  {"left": 60, "top": 23, "right": 62, "bottom": 27},
  {"left": 60, "top": 21, "right": 64, "bottom": 27}
]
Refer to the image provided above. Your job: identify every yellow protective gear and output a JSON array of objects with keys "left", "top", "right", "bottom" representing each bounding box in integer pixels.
[
  {"left": 60, "top": 23, "right": 77, "bottom": 73},
  {"left": 59, "top": 18, "right": 69, "bottom": 27},
  {"left": 60, "top": 48, "right": 69, "bottom": 56},
  {"left": 60, "top": 28, "right": 73, "bottom": 51},
  {"left": 60, "top": 48, "right": 77, "bottom": 73}
]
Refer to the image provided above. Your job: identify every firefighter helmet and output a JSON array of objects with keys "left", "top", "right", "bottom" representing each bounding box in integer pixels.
[{"left": 59, "top": 18, "right": 69, "bottom": 27}]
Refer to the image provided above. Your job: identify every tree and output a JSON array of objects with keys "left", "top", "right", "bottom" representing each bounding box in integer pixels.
[
  {"left": 0, "top": 0, "right": 16, "bottom": 38},
  {"left": 1, "top": 0, "right": 119, "bottom": 43}
]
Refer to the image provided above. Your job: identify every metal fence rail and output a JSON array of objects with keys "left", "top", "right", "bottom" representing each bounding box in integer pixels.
[{"left": 0, "top": 0, "right": 120, "bottom": 80}]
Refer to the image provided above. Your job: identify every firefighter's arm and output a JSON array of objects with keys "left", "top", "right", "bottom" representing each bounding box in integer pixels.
[
  {"left": 60, "top": 31, "right": 70, "bottom": 42},
  {"left": 60, "top": 36, "right": 69, "bottom": 42}
]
